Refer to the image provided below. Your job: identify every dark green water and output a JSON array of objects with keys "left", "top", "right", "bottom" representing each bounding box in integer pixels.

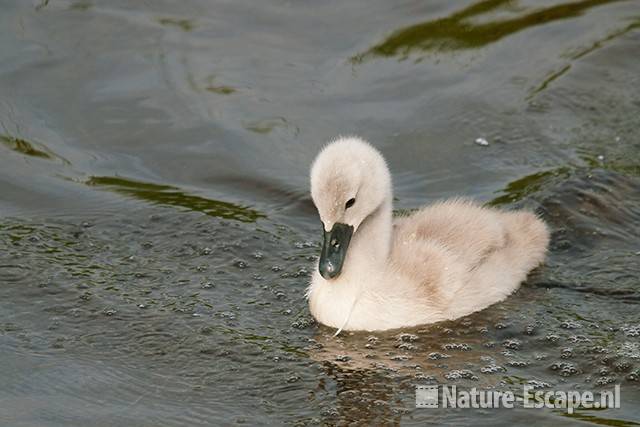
[{"left": 1, "top": 0, "right": 639, "bottom": 425}]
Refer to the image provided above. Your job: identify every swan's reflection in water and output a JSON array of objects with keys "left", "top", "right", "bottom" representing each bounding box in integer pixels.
[{"left": 305, "top": 311, "right": 530, "bottom": 423}]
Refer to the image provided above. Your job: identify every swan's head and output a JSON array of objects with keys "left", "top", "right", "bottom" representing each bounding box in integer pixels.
[{"left": 310, "top": 136, "right": 391, "bottom": 280}]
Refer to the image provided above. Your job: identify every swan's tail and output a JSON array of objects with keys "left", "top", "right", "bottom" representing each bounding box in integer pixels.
[
  {"left": 451, "top": 211, "right": 550, "bottom": 318},
  {"left": 501, "top": 211, "right": 550, "bottom": 274}
]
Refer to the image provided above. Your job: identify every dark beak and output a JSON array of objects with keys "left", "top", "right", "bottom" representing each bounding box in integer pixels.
[{"left": 318, "top": 223, "right": 354, "bottom": 280}]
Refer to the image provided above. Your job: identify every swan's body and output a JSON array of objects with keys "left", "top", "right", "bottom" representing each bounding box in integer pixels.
[{"left": 307, "top": 136, "right": 549, "bottom": 332}]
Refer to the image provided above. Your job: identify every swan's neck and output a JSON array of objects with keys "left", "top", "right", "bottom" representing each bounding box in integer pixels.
[{"left": 346, "top": 194, "right": 393, "bottom": 276}]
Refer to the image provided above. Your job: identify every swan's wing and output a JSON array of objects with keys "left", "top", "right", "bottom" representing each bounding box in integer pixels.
[
  {"left": 389, "top": 225, "right": 468, "bottom": 303},
  {"left": 393, "top": 198, "right": 509, "bottom": 271},
  {"left": 392, "top": 199, "right": 549, "bottom": 312}
]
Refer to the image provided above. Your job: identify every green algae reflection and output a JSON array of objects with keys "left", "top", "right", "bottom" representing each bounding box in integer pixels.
[
  {"left": 490, "top": 157, "right": 640, "bottom": 207},
  {"left": 0, "top": 134, "right": 71, "bottom": 166},
  {"left": 355, "top": 0, "right": 627, "bottom": 61},
  {"left": 488, "top": 167, "right": 570, "bottom": 206},
  {"left": 157, "top": 17, "right": 195, "bottom": 31},
  {"left": 87, "top": 176, "right": 265, "bottom": 223},
  {"left": 1, "top": 134, "right": 54, "bottom": 160}
]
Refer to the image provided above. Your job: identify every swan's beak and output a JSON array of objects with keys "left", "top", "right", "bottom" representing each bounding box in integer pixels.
[{"left": 319, "top": 223, "right": 353, "bottom": 280}]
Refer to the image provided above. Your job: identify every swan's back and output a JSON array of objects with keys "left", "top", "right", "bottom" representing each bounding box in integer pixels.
[{"left": 391, "top": 199, "right": 549, "bottom": 318}]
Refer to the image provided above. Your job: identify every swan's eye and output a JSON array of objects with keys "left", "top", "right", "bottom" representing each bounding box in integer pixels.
[{"left": 345, "top": 198, "right": 356, "bottom": 209}]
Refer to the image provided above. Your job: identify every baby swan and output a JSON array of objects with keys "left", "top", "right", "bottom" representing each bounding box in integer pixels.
[{"left": 307, "top": 136, "right": 550, "bottom": 332}]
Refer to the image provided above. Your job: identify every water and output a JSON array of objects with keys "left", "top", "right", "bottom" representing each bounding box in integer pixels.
[{"left": 1, "top": 0, "right": 639, "bottom": 425}]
